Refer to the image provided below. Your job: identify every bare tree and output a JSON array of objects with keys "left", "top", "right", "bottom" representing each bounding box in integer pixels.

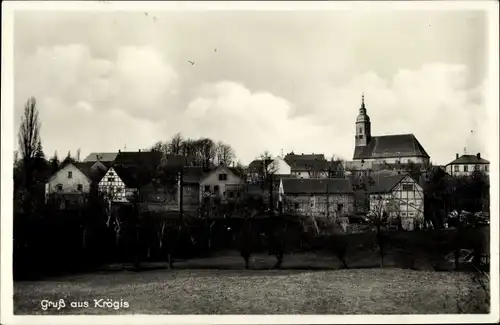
[
  {"left": 76, "top": 148, "right": 81, "bottom": 162},
  {"left": 215, "top": 141, "right": 235, "bottom": 166},
  {"left": 168, "top": 133, "right": 184, "bottom": 155},
  {"left": 18, "top": 97, "right": 41, "bottom": 162},
  {"left": 365, "top": 195, "right": 398, "bottom": 267}
]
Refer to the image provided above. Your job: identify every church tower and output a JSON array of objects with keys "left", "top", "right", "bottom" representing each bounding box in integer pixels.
[{"left": 355, "top": 94, "right": 371, "bottom": 147}]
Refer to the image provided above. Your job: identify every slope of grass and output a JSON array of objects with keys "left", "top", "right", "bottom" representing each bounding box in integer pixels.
[{"left": 14, "top": 268, "right": 489, "bottom": 315}]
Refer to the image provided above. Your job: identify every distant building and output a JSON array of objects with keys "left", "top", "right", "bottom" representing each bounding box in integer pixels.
[
  {"left": 248, "top": 156, "right": 291, "bottom": 183},
  {"left": 351, "top": 95, "right": 430, "bottom": 167},
  {"left": 367, "top": 173, "right": 424, "bottom": 231},
  {"left": 284, "top": 153, "right": 329, "bottom": 178},
  {"left": 445, "top": 152, "right": 489, "bottom": 177},
  {"left": 279, "top": 178, "right": 355, "bottom": 218}
]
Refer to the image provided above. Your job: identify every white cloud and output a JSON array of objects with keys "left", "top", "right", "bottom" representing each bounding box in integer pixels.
[{"left": 13, "top": 11, "right": 490, "bottom": 166}]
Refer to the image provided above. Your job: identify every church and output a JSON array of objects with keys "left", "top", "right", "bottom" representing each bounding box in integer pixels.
[{"left": 351, "top": 95, "right": 430, "bottom": 169}]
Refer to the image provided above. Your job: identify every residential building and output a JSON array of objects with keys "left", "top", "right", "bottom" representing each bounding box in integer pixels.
[
  {"left": 279, "top": 178, "right": 355, "bottom": 218},
  {"left": 445, "top": 152, "right": 490, "bottom": 177},
  {"left": 45, "top": 161, "right": 107, "bottom": 209},
  {"left": 284, "top": 153, "right": 329, "bottom": 178},
  {"left": 248, "top": 156, "right": 291, "bottom": 183},
  {"left": 113, "top": 150, "right": 162, "bottom": 168},
  {"left": 199, "top": 165, "right": 245, "bottom": 205},
  {"left": 98, "top": 166, "right": 140, "bottom": 203},
  {"left": 352, "top": 95, "right": 430, "bottom": 167},
  {"left": 367, "top": 173, "right": 424, "bottom": 231},
  {"left": 83, "top": 152, "right": 119, "bottom": 163}
]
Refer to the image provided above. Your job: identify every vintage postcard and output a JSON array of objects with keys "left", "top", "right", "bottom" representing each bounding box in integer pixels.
[{"left": 1, "top": 1, "right": 499, "bottom": 324}]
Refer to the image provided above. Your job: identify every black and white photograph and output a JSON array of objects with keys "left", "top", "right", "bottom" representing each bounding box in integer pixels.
[{"left": 1, "top": 0, "right": 499, "bottom": 323}]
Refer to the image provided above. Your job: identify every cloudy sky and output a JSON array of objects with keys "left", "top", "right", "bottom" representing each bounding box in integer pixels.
[{"left": 13, "top": 7, "right": 492, "bottom": 165}]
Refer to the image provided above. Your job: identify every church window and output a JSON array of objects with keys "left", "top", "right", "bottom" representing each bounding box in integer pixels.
[{"left": 359, "top": 127, "right": 362, "bottom": 133}]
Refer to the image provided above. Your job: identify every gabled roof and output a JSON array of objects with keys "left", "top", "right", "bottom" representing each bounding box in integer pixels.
[
  {"left": 353, "top": 134, "right": 430, "bottom": 160},
  {"left": 114, "top": 151, "right": 162, "bottom": 167},
  {"left": 83, "top": 152, "right": 118, "bottom": 162},
  {"left": 285, "top": 153, "right": 326, "bottom": 161},
  {"left": 286, "top": 158, "right": 328, "bottom": 172},
  {"left": 367, "top": 174, "right": 409, "bottom": 194},
  {"left": 282, "top": 178, "right": 353, "bottom": 195},
  {"left": 447, "top": 154, "right": 490, "bottom": 165},
  {"left": 248, "top": 158, "right": 274, "bottom": 172},
  {"left": 164, "top": 154, "right": 188, "bottom": 168},
  {"left": 112, "top": 165, "right": 154, "bottom": 188},
  {"left": 74, "top": 162, "right": 107, "bottom": 182},
  {"left": 183, "top": 166, "right": 211, "bottom": 183}
]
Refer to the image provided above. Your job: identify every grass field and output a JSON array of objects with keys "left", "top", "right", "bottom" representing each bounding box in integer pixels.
[{"left": 14, "top": 253, "right": 489, "bottom": 315}]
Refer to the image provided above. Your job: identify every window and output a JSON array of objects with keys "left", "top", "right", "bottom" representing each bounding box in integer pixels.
[
  {"left": 294, "top": 203, "right": 300, "bottom": 209},
  {"left": 218, "top": 174, "right": 228, "bottom": 181},
  {"left": 77, "top": 184, "right": 83, "bottom": 191},
  {"left": 485, "top": 165, "right": 489, "bottom": 172},
  {"left": 463, "top": 165, "right": 468, "bottom": 172},
  {"left": 108, "top": 177, "right": 115, "bottom": 182},
  {"left": 68, "top": 171, "right": 72, "bottom": 179},
  {"left": 359, "top": 127, "right": 363, "bottom": 133},
  {"left": 454, "top": 165, "right": 459, "bottom": 172},
  {"left": 204, "top": 185, "right": 210, "bottom": 192},
  {"left": 214, "top": 185, "right": 220, "bottom": 192},
  {"left": 359, "top": 135, "right": 364, "bottom": 139},
  {"left": 408, "top": 212, "right": 415, "bottom": 217},
  {"left": 337, "top": 203, "right": 344, "bottom": 212},
  {"left": 109, "top": 171, "right": 114, "bottom": 176},
  {"left": 401, "top": 212, "right": 407, "bottom": 217},
  {"left": 402, "top": 184, "right": 414, "bottom": 191},
  {"left": 56, "top": 184, "right": 63, "bottom": 191}
]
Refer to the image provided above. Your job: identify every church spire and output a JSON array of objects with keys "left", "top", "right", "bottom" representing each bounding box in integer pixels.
[{"left": 361, "top": 93, "right": 365, "bottom": 109}]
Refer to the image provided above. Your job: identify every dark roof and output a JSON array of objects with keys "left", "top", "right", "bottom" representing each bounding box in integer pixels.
[
  {"left": 183, "top": 166, "right": 211, "bottom": 183},
  {"left": 368, "top": 174, "right": 408, "bottom": 194},
  {"left": 285, "top": 153, "right": 325, "bottom": 161},
  {"left": 282, "top": 178, "right": 353, "bottom": 195},
  {"left": 353, "top": 134, "right": 430, "bottom": 160},
  {"left": 164, "top": 154, "right": 188, "bottom": 168},
  {"left": 74, "top": 162, "right": 107, "bottom": 182},
  {"left": 114, "top": 151, "right": 162, "bottom": 167},
  {"left": 286, "top": 158, "right": 328, "bottom": 172},
  {"left": 113, "top": 165, "right": 154, "bottom": 188},
  {"left": 83, "top": 152, "right": 118, "bottom": 162},
  {"left": 248, "top": 159, "right": 274, "bottom": 171},
  {"left": 447, "top": 154, "right": 490, "bottom": 165}
]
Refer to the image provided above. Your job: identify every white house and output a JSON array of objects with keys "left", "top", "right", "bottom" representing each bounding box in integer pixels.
[
  {"left": 284, "top": 153, "right": 329, "bottom": 179},
  {"left": 445, "top": 153, "right": 490, "bottom": 178},
  {"left": 98, "top": 166, "right": 138, "bottom": 203},
  {"left": 198, "top": 166, "right": 244, "bottom": 204},
  {"left": 45, "top": 161, "right": 107, "bottom": 208},
  {"left": 248, "top": 156, "right": 292, "bottom": 183},
  {"left": 368, "top": 173, "right": 424, "bottom": 231}
]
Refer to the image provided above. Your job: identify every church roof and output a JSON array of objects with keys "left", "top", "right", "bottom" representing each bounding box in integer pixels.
[{"left": 353, "top": 134, "right": 430, "bottom": 160}]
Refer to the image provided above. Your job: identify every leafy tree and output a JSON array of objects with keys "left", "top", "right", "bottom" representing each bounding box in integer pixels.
[{"left": 49, "top": 151, "right": 60, "bottom": 173}]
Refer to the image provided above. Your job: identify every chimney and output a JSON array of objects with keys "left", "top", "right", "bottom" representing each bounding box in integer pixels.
[
  {"left": 477, "top": 153, "right": 481, "bottom": 159},
  {"left": 119, "top": 149, "right": 121, "bottom": 153},
  {"left": 96, "top": 154, "right": 99, "bottom": 161},
  {"left": 456, "top": 153, "right": 459, "bottom": 159},
  {"left": 139, "top": 149, "right": 141, "bottom": 152}
]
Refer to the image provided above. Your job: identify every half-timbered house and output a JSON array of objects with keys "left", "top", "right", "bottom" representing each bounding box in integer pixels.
[
  {"left": 279, "top": 178, "right": 355, "bottom": 219},
  {"left": 368, "top": 173, "right": 424, "bottom": 231}
]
